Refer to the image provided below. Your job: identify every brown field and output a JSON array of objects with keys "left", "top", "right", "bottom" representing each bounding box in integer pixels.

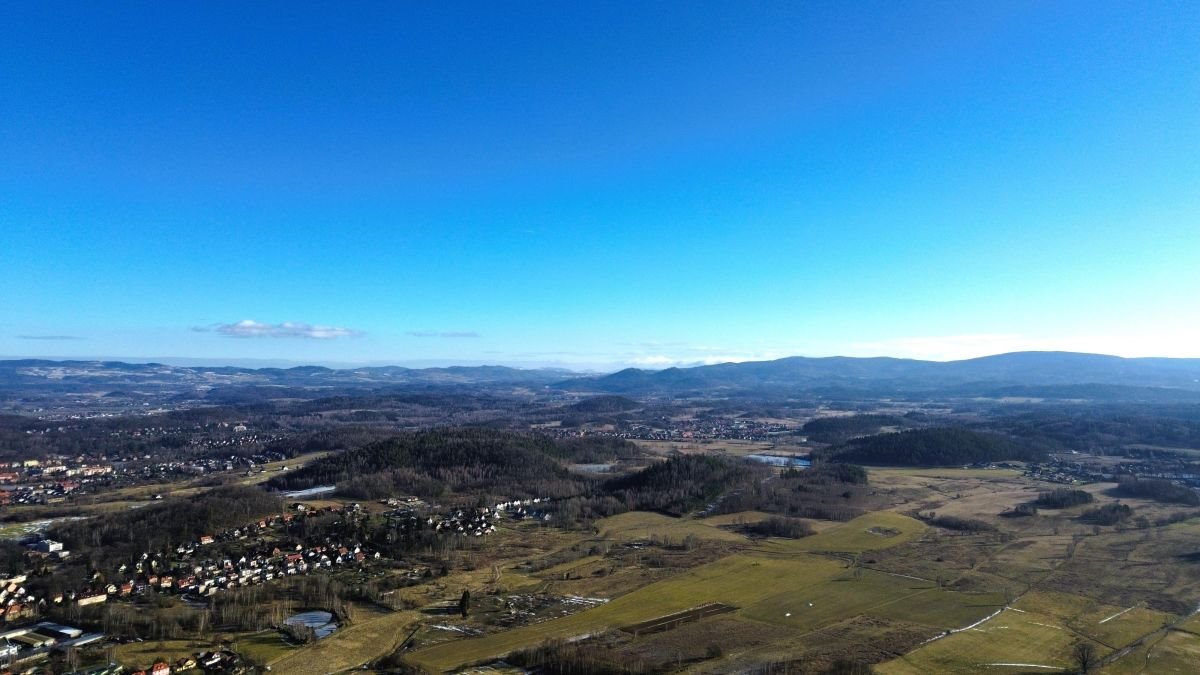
[{"left": 620, "top": 602, "right": 736, "bottom": 635}]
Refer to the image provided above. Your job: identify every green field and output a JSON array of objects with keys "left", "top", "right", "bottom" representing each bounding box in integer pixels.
[
  {"left": 266, "top": 607, "right": 419, "bottom": 675},
  {"left": 757, "top": 511, "right": 928, "bottom": 555},
  {"left": 870, "top": 467, "right": 1024, "bottom": 479},
  {"left": 596, "top": 511, "right": 748, "bottom": 542},
  {"left": 406, "top": 513, "right": 994, "bottom": 672},
  {"left": 878, "top": 605, "right": 1105, "bottom": 674},
  {"left": 878, "top": 588, "right": 1177, "bottom": 675},
  {"left": 741, "top": 568, "right": 1003, "bottom": 631},
  {"left": 1101, "top": 614, "right": 1200, "bottom": 674}
]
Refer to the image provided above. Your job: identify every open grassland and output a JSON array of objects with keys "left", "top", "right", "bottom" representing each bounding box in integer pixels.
[
  {"left": 757, "top": 511, "right": 927, "bottom": 554},
  {"left": 699, "top": 510, "right": 775, "bottom": 526},
  {"left": 741, "top": 568, "right": 1003, "bottom": 632},
  {"left": 634, "top": 439, "right": 778, "bottom": 456},
  {"left": 877, "top": 587, "right": 1177, "bottom": 674},
  {"left": 406, "top": 513, "right": 1002, "bottom": 672},
  {"left": 113, "top": 639, "right": 210, "bottom": 669},
  {"left": 231, "top": 630, "right": 298, "bottom": 666},
  {"left": 1101, "top": 614, "right": 1200, "bottom": 674},
  {"left": 596, "top": 511, "right": 748, "bottom": 543},
  {"left": 877, "top": 604, "right": 1107, "bottom": 674},
  {"left": 266, "top": 607, "right": 419, "bottom": 675},
  {"left": 407, "top": 553, "right": 847, "bottom": 671},
  {"left": 871, "top": 467, "right": 1024, "bottom": 479}
]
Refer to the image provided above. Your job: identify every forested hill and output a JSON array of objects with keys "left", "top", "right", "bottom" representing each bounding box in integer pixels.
[
  {"left": 265, "top": 428, "right": 637, "bottom": 501},
  {"left": 823, "top": 428, "right": 1046, "bottom": 466},
  {"left": 561, "top": 351, "right": 1200, "bottom": 396},
  {"left": 605, "top": 455, "right": 756, "bottom": 516},
  {"left": 801, "top": 414, "right": 909, "bottom": 443},
  {"left": 53, "top": 486, "right": 283, "bottom": 565}
]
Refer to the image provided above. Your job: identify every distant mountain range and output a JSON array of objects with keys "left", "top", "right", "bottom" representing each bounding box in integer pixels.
[
  {"left": 0, "top": 359, "right": 581, "bottom": 404},
  {"left": 559, "top": 352, "right": 1200, "bottom": 398},
  {"left": 3, "top": 352, "right": 1200, "bottom": 404}
]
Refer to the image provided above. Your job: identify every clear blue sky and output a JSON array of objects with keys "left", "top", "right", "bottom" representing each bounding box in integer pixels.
[{"left": 2, "top": 1, "right": 1198, "bottom": 369}]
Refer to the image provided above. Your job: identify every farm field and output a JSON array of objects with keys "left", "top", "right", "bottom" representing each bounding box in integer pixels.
[
  {"left": 405, "top": 513, "right": 1003, "bottom": 672},
  {"left": 265, "top": 607, "right": 419, "bottom": 675},
  {"left": 113, "top": 639, "right": 209, "bottom": 669},
  {"left": 756, "top": 511, "right": 928, "bottom": 554},
  {"left": 876, "top": 587, "right": 1177, "bottom": 674},
  {"left": 596, "top": 511, "right": 748, "bottom": 543},
  {"left": 1100, "top": 614, "right": 1200, "bottom": 674}
]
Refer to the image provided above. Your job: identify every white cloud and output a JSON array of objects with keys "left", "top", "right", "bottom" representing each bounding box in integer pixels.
[{"left": 198, "top": 320, "right": 362, "bottom": 340}]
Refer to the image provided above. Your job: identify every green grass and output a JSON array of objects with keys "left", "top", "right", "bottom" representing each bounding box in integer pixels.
[
  {"left": 757, "top": 511, "right": 928, "bottom": 555},
  {"left": 883, "top": 589, "right": 1175, "bottom": 675},
  {"left": 407, "top": 553, "right": 846, "bottom": 671},
  {"left": 741, "top": 569, "right": 1003, "bottom": 632},
  {"left": 878, "top": 605, "right": 1107, "bottom": 675},
  {"left": 266, "top": 607, "right": 418, "bottom": 675},
  {"left": 113, "top": 639, "right": 208, "bottom": 668},
  {"left": 230, "top": 630, "right": 297, "bottom": 666},
  {"left": 1100, "top": 614, "right": 1200, "bottom": 675},
  {"left": 596, "top": 511, "right": 748, "bottom": 543},
  {"left": 870, "top": 467, "right": 1024, "bottom": 479},
  {"left": 408, "top": 511, "right": 997, "bottom": 673}
]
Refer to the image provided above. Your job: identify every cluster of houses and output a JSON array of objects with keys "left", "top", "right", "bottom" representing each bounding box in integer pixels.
[
  {"left": 385, "top": 498, "right": 552, "bottom": 538},
  {"left": 0, "top": 576, "right": 39, "bottom": 625},
  {"left": 88, "top": 509, "right": 379, "bottom": 603},
  {"left": 549, "top": 417, "right": 792, "bottom": 442},
  {"left": 1024, "top": 461, "right": 1095, "bottom": 484},
  {"left": 0, "top": 459, "right": 115, "bottom": 507}
]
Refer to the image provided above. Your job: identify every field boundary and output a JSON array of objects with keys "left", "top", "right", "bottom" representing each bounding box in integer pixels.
[{"left": 620, "top": 603, "right": 737, "bottom": 635}]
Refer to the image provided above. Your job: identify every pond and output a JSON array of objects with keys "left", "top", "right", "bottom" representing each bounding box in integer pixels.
[
  {"left": 285, "top": 610, "right": 339, "bottom": 639},
  {"left": 744, "top": 454, "right": 811, "bottom": 468},
  {"left": 282, "top": 485, "right": 336, "bottom": 498},
  {"left": 570, "top": 463, "right": 615, "bottom": 473}
]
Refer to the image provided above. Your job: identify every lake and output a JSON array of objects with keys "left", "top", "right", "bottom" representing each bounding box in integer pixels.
[{"left": 744, "top": 454, "right": 811, "bottom": 468}]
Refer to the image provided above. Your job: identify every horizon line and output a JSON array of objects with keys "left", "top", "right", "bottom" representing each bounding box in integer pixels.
[{"left": 2, "top": 349, "right": 1198, "bottom": 374}]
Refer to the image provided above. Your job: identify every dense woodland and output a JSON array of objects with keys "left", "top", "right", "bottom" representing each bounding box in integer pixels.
[
  {"left": 605, "top": 455, "right": 756, "bottom": 517},
  {"left": 266, "top": 429, "right": 640, "bottom": 502},
  {"left": 1032, "top": 489, "right": 1095, "bottom": 509},
  {"left": 52, "top": 486, "right": 284, "bottom": 568},
  {"left": 820, "top": 428, "right": 1046, "bottom": 466},
  {"left": 993, "top": 405, "right": 1200, "bottom": 455},
  {"left": 801, "top": 415, "right": 909, "bottom": 444},
  {"left": 1116, "top": 476, "right": 1200, "bottom": 505},
  {"left": 717, "top": 464, "right": 870, "bottom": 521}
]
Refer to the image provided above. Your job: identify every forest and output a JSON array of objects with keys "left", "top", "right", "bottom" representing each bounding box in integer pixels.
[
  {"left": 1116, "top": 475, "right": 1200, "bottom": 505},
  {"left": 266, "top": 429, "right": 639, "bottom": 502},
  {"left": 51, "top": 486, "right": 284, "bottom": 568},
  {"left": 820, "top": 428, "right": 1046, "bottom": 466},
  {"left": 801, "top": 414, "right": 909, "bottom": 443}
]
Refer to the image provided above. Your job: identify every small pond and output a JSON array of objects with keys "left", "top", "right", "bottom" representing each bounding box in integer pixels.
[
  {"left": 283, "top": 485, "right": 336, "bottom": 498},
  {"left": 285, "top": 610, "right": 339, "bottom": 639},
  {"left": 744, "top": 454, "right": 811, "bottom": 468}
]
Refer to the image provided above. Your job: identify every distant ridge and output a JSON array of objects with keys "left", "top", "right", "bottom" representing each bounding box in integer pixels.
[
  {"left": 4, "top": 352, "right": 1200, "bottom": 401},
  {"left": 560, "top": 351, "right": 1200, "bottom": 396}
]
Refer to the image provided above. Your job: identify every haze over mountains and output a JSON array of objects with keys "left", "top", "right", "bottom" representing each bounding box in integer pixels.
[
  {"left": 573, "top": 352, "right": 1200, "bottom": 397},
  {"left": 4, "top": 352, "right": 1200, "bottom": 405}
]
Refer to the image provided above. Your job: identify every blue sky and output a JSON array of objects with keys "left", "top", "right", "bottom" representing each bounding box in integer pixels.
[{"left": 2, "top": 1, "right": 1198, "bottom": 369}]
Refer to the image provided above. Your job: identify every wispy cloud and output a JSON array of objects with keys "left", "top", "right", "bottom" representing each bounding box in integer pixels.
[
  {"left": 16, "top": 334, "right": 84, "bottom": 341},
  {"left": 405, "top": 330, "right": 481, "bottom": 338},
  {"left": 195, "top": 320, "right": 363, "bottom": 340}
]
